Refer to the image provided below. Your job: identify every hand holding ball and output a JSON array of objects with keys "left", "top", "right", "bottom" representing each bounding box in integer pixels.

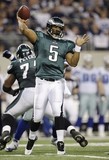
[{"left": 18, "top": 5, "right": 30, "bottom": 20}]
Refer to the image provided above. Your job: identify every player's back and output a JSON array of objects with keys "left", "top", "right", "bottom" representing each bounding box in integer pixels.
[{"left": 7, "top": 55, "right": 36, "bottom": 89}]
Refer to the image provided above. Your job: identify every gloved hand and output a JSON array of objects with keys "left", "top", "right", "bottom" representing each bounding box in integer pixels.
[
  {"left": 3, "top": 50, "right": 16, "bottom": 61},
  {"left": 12, "top": 88, "right": 20, "bottom": 96},
  {"left": 3, "top": 85, "right": 20, "bottom": 96},
  {"left": 3, "top": 50, "right": 12, "bottom": 59}
]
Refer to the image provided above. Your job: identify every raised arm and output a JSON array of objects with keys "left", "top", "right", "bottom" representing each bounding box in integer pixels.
[
  {"left": 66, "top": 34, "right": 89, "bottom": 67},
  {"left": 17, "top": 14, "right": 38, "bottom": 44}
]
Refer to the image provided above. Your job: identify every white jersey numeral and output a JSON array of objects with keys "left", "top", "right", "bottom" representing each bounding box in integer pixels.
[
  {"left": 20, "top": 63, "right": 29, "bottom": 79},
  {"left": 49, "top": 45, "right": 58, "bottom": 62}
]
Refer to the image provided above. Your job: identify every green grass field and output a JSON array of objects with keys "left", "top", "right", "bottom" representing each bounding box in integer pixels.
[{"left": 0, "top": 137, "right": 109, "bottom": 160}]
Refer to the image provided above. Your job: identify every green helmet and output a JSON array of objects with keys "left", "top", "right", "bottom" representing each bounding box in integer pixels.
[{"left": 46, "top": 17, "right": 64, "bottom": 39}]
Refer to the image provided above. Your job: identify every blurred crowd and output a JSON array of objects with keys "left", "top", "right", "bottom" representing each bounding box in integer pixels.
[{"left": 0, "top": 0, "right": 109, "bottom": 51}]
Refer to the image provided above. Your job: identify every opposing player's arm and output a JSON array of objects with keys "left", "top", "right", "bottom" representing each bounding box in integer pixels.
[
  {"left": 17, "top": 15, "right": 38, "bottom": 43},
  {"left": 97, "top": 78, "right": 107, "bottom": 102},
  {"left": 66, "top": 34, "right": 89, "bottom": 67},
  {"left": 97, "top": 79, "right": 105, "bottom": 96}
]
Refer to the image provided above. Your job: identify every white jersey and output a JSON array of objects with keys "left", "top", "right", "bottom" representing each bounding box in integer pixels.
[
  {"left": 73, "top": 67, "right": 99, "bottom": 94},
  {"left": 98, "top": 67, "right": 109, "bottom": 96}
]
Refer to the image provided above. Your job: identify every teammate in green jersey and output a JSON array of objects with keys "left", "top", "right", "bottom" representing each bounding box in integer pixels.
[
  {"left": 0, "top": 44, "right": 36, "bottom": 150},
  {"left": 17, "top": 15, "right": 89, "bottom": 155}
]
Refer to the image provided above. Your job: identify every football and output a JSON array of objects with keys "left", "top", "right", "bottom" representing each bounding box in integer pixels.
[{"left": 18, "top": 5, "right": 30, "bottom": 20}]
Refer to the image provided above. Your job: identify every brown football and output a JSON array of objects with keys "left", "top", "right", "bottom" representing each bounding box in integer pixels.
[{"left": 18, "top": 5, "right": 30, "bottom": 20}]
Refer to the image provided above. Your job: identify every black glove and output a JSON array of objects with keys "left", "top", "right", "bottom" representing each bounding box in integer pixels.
[
  {"left": 12, "top": 88, "right": 20, "bottom": 96},
  {"left": 3, "top": 85, "right": 20, "bottom": 96},
  {"left": 3, "top": 50, "right": 12, "bottom": 59}
]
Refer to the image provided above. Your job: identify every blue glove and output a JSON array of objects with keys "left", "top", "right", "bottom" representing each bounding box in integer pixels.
[
  {"left": 3, "top": 50, "right": 12, "bottom": 59},
  {"left": 3, "top": 50, "right": 16, "bottom": 61}
]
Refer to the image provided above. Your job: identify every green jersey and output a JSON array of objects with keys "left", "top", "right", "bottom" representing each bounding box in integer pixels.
[
  {"left": 33, "top": 31, "right": 75, "bottom": 80},
  {"left": 7, "top": 55, "right": 36, "bottom": 88}
]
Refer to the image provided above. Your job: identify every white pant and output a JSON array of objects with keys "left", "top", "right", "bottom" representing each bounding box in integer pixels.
[
  {"left": 33, "top": 77, "right": 65, "bottom": 122},
  {"left": 5, "top": 88, "right": 35, "bottom": 117},
  {"left": 23, "top": 102, "right": 53, "bottom": 121}
]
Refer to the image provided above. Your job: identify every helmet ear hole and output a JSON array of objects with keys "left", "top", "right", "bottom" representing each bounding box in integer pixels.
[{"left": 16, "top": 44, "right": 32, "bottom": 58}]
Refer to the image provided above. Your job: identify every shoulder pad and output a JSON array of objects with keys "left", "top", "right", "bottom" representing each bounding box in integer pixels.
[{"left": 36, "top": 31, "right": 44, "bottom": 38}]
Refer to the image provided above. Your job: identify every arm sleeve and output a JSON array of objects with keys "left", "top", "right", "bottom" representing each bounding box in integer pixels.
[
  {"left": 67, "top": 41, "right": 75, "bottom": 54},
  {"left": 33, "top": 31, "right": 44, "bottom": 56}
]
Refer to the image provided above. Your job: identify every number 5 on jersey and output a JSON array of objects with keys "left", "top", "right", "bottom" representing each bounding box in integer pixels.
[{"left": 49, "top": 45, "right": 59, "bottom": 62}]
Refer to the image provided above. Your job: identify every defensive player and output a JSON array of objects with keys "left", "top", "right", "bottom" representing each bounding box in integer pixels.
[
  {"left": 17, "top": 14, "right": 89, "bottom": 155},
  {"left": 74, "top": 54, "right": 100, "bottom": 136},
  {"left": 97, "top": 55, "right": 109, "bottom": 137}
]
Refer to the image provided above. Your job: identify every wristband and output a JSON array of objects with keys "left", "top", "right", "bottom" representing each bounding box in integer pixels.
[
  {"left": 10, "top": 54, "right": 16, "bottom": 61},
  {"left": 74, "top": 45, "right": 81, "bottom": 52}
]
